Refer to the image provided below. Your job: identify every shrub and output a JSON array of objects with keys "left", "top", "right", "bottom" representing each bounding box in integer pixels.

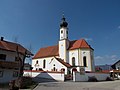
[
  {"left": 106, "top": 77, "right": 113, "bottom": 81},
  {"left": 88, "top": 76, "right": 98, "bottom": 82}
]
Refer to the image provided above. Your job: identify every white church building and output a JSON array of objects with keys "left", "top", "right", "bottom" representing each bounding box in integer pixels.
[{"left": 32, "top": 16, "right": 95, "bottom": 75}]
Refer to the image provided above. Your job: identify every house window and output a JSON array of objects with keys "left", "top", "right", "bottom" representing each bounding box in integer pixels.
[
  {"left": 72, "top": 57, "right": 75, "bottom": 66},
  {"left": 0, "top": 54, "right": 6, "bottom": 60},
  {"left": 43, "top": 60, "right": 46, "bottom": 68},
  {"left": 0, "top": 71, "right": 3, "bottom": 77},
  {"left": 83, "top": 56, "right": 87, "bottom": 67},
  {"left": 13, "top": 71, "right": 19, "bottom": 77}
]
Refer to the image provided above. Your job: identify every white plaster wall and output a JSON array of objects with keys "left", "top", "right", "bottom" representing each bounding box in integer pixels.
[
  {"left": 32, "top": 57, "right": 53, "bottom": 71},
  {"left": 32, "top": 57, "right": 68, "bottom": 74},
  {"left": 73, "top": 72, "right": 110, "bottom": 82},
  {"left": 68, "top": 49, "right": 94, "bottom": 72},
  {"left": 66, "top": 51, "right": 69, "bottom": 63},
  {"left": 0, "top": 50, "right": 26, "bottom": 84},
  {"left": 59, "top": 40, "right": 67, "bottom": 62},
  {"left": 24, "top": 71, "right": 65, "bottom": 81},
  {"left": 69, "top": 49, "right": 79, "bottom": 66},
  {"left": 80, "top": 49, "right": 92, "bottom": 71},
  {"left": 50, "top": 58, "right": 68, "bottom": 74},
  {"left": 86, "top": 73, "right": 110, "bottom": 81},
  {"left": 73, "top": 72, "right": 88, "bottom": 82},
  {"left": 60, "top": 27, "right": 68, "bottom": 40},
  {"left": 0, "top": 50, "right": 24, "bottom": 62},
  {"left": 0, "top": 69, "right": 18, "bottom": 83}
]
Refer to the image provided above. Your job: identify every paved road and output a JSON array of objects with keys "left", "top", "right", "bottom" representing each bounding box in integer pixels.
[{"left": 34, "top": 80, "right": 120, "bottom": 90}]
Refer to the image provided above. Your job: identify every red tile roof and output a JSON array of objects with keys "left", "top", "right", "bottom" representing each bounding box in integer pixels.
[
  {"left": 33, "top": 39, "right": 93, "bottom": 59},
  {"left": 0, "top": 40, "right": 32, "bottom": 55},
  {"left": 55, "top": 57, "right": 71, "bottom": 68},
  {"left": 33, "top": 45, "right": 59, "bottom": 59},
  {"left": 69, "top": 39, "right": 92, "bottom": 50}
]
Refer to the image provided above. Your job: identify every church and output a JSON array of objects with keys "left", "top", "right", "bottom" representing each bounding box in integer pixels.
[{"left": 32, "top": 16, "right": 95, "bottom": 75}]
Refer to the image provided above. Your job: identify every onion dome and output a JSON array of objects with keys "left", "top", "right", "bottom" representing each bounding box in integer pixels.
[{"left": 60, "top": 15, "right": 68, "bottom": 28}]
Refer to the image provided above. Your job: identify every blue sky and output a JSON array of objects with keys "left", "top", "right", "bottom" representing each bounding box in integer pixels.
[{"left": 0, "top": 0, "right": 120, "bottom": 65}]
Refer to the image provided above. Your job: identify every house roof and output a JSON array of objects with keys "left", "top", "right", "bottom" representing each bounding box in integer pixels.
[
  {"left": 0, "top": 40, "right": 33, "bottom": 55},
  {"left": 111, "top": 60, "right": 120, "bottom": 69},
  {"left": 33, "top": 39, "right": 93, "bottom": 59},
  {"left": 33, "top": 45, "right": 59, "bottom": 59},
  {"left": 55, "top": 57, "right": 71, "bottom": 68}
]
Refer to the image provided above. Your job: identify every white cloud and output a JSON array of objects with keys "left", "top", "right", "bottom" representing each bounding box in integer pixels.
[
  {"left": 95, "top": 55, "right": 119, "bottom": 65},
  {"left": 95, "top": 56, "right": 103, "bottom": 60},
  {"left": 82, "top": 37, "right": 93, "bottom": 41},
  {"left": 118, "top": 26, "right": 120, "bottom": 29}
]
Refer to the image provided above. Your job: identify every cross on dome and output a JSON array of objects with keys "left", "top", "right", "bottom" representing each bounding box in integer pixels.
[{"left": 60, "top": 13, "right": 68, "bottom": 28}]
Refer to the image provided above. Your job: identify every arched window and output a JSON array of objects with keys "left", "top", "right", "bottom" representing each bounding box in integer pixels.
[
  {"left": 35, "top": 60, "right": 39, "bottom": 71},
  {"left": 53, "top": 67, "right": 56, "bottom": 71},
  {"left": 61, "top": 30, "right": 63, "bottom": 34},
  {"left": 83, "top": 56, "right": 87, "bottom": 67},
  {"left": 61, "top": 68, "right": 65, "bottom": 72},
  {"left": 72, "top": 57, "right": 75, "bottom": 66},
  {"left": 43, "top": 60, "right": 46, "bottom": 68},
  {"left": 36, "top": 60, "right": 38, "bottom": 64}
]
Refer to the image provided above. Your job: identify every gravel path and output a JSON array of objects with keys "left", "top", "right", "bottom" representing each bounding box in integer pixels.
[{"left": 34, "top": 80, "right": 120, "bottom": 90}]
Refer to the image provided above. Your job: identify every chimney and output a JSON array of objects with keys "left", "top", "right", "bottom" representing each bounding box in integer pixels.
[{"left": 1, "top": 37, "right": 4, "bottom": 41}]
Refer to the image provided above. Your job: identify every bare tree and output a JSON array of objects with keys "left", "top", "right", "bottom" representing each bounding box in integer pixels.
[{"left": 25, "top": 43, "right": 33, "bottom": 64}]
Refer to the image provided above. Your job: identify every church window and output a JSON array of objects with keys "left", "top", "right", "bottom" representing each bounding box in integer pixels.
[
  {"left": 61, "top": 68, "right": 65, "bottom": 72},
  {"left": 72, "top": 57, "right": 75, "bottom": 66},
  {"left": 43, "top": 60, "right": 46, "bottom": 68},
  {"left": 83, "top": 56, "right": 87, "bottom": 67},
  {"left": 53, "top": 67, "right": 56, "bottom": 71},
  {"left": 35, "top": 60, "right": 39, "bottom": 70},
  {"left": 61, "top": 30, "right": 63, "bottom": 34},
  {"left": 36, "top": 60, "right": 38, "bottom": 64},
  {"left": 83, "top": 52, "right": 86, "bottom": 54}
]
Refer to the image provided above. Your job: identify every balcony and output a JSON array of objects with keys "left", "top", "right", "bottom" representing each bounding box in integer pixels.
[{"left": 0, "top": 60, "right": 20, "bottom": 69}]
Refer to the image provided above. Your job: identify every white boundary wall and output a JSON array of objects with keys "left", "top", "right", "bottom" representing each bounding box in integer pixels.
[
  {"left": 24, "top": 71, "right": 65, "bottom": 81},
  {"left": 73, "top": 72, "right": 110, "bottom": 82}
]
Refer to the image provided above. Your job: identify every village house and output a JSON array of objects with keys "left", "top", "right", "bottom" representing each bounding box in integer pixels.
[
  {"left": 110, "top": 60, "right": 120, "bottom": 79},
  {"left": 0, "top": 37, "right": 32, "bottom": 83},
  {"left": 32, "top": 16, "right": 95, "bottom": 75},
  {"left": 111, "top": 60, "right": 120, "bottom": 70}
]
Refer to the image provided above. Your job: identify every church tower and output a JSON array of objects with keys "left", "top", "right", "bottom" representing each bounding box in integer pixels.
[{"left": 59, "top": 15, "right": 69, "bottom": 63}]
